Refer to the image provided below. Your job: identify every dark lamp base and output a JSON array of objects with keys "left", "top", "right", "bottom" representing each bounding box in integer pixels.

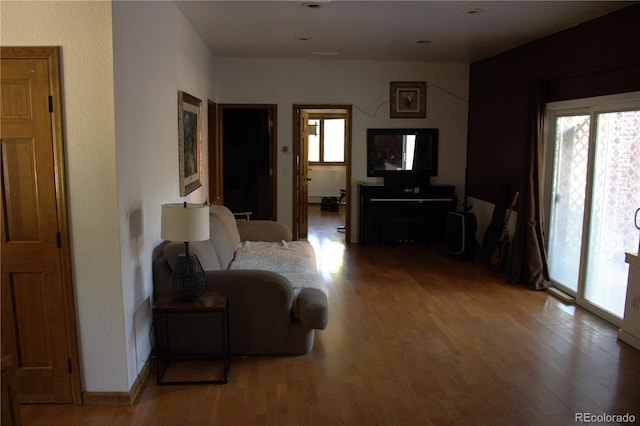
[{"left": 170, "top": 254, "right": 206, "bottom": 300}]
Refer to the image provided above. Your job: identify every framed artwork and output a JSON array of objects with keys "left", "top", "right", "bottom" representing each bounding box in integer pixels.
[
  {"left": 177, "top": 91, "right": 202, "bottom": 196},
  {"left": 390, "top": 81, "right": 426, "bottom": 118}
]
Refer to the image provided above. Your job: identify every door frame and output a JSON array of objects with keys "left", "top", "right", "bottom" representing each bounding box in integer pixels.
[
  {"left": 217, "top": 104, "right": 277, "bottom": 220},
  {"left": 292, "top": 105, "right": 352, "bottom": 243},
  {"left": 207, "top": 99, "right": 222, "bottom": 205},
  {"left": 1, "top": 46, "right": 82, "bottom": 404}
]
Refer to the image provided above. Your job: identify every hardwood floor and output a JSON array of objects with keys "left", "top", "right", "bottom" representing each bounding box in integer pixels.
[{"left": 20, "top": 205, "right": 640, "bottom": 425}]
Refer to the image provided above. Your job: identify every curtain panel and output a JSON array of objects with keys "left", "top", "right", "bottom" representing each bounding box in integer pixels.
[{"left": 507, "top": 80, "right": 552, "bottom": 290}]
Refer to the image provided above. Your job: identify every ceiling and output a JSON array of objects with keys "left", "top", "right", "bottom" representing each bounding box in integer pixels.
[{"left": 176, "top": 1, "right": 635, "bottom": 63}]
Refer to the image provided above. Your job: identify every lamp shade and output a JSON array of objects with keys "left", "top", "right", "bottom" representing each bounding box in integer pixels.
[{"left": 161, "top": 203, "right": 209, "bottom": 242}]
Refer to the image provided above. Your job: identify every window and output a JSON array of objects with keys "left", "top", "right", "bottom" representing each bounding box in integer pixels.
[{"left": 308, "top": 114, "right": 346, "bottom": 163}]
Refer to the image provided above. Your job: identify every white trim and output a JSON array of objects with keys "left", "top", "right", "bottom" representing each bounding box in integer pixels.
[
  {"left": 617, "top": 330, "right": 640, "bottom": 351},
  {"left": 545, "top": 91, "right": 640, "bottom": 111}
]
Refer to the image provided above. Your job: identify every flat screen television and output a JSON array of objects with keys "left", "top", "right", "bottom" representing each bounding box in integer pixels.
[{"left": 366, "top": 128, "right": 438, "bottom": 183}]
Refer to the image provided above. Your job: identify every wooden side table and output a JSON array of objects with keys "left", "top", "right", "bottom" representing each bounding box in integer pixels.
[{"left": 153, "top": 290, "right": 230, "bottom": 385}]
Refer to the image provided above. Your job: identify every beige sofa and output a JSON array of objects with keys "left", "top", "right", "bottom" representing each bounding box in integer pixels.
[{"left": 152, "top": 205, "right": 328, "bottom": 355}]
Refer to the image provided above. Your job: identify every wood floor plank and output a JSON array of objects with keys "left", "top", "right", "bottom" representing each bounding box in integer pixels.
[{"left": 19, "top": 205, "right": 640, "bottom": 425}]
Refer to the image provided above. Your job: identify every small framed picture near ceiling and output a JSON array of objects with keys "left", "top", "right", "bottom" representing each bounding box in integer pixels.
[
  {"left": 390, "top": 81, "right": 426, "bottom": 118},
  {"left": 177, "top": 91, "right": 202, "bottom": 196}
]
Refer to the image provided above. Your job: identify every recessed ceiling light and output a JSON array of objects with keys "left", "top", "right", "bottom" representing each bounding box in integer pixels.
[
  {"left": 466, "top": 8, "right": 484, "bottom": 14},
  {"left": 302, "top": 2, "right": 325, "bottom": 9}
]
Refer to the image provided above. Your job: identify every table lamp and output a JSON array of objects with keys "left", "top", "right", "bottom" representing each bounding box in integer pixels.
[{"left": 161, "top": 202, "right": 209, "bottom": 300}]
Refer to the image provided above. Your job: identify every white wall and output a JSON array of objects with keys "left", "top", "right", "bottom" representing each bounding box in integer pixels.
[
  {"left": 215, "top": 59, "right": 469, "bottom": 241},
  {"left": 308, "top": 165, "right": 347, "bottom": 203},
  {"left": 112, "top": 1, "right": 216, "bottom": 389},
  {"left": 2, "top": 0, "right": 217, "bottom": 393},
  {"left": 1, "top": 1, "right": 125, "bottom": 391}
]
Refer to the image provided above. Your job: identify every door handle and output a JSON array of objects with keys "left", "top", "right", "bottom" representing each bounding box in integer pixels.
[{"left": 306, "top": 178, "right": 312, "bottom": 181}]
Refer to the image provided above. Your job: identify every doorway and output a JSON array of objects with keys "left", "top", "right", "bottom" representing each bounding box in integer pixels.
[
  {"left": 218, "top": 105, "right": 277, "bottom": 220},
  {"left": 293, "top": 105, "right": 352, "bottom": 243},
  {"left": 544, "top": 92, "right": 640, "bottom": 324}
]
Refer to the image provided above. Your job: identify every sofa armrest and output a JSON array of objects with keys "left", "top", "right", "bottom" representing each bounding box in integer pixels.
[
  {"left": 296, "top": 289, "right": 329, "bottom": 330},
  {"left": 237, "top": 220, "right": 292, "bottom": 242},
  {"left": 204, "top": 269, "right": 294, "bottom": 308},
  {"left": 203, "top": 269, "right": 304, "bottom": 353}
]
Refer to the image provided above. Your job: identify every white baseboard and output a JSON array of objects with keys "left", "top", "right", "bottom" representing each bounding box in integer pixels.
[{"left": 618, "top": 329, "right": 640, "bottom": 351}]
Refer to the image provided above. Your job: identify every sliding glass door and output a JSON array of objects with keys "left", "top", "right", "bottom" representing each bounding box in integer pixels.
[
  {"left": 545, "top": 93, "right": 640, "bottom": 322},
  {"left": 547, "top": 114, "right": 590, "bottom": 293},
  {"left": 584, "top": 111, "right": 640, "bottom": 316}
]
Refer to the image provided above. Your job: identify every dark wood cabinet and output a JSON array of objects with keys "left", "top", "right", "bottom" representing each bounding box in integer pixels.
[{"left": 358, "top": 185, "right": 456, "bottom": 245}]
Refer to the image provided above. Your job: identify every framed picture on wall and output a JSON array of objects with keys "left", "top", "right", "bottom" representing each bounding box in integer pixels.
[
  {"left": 177, "top": 91, "right": 202, "bottom": 196},
  {"left": 390, "top": 81, "right": 426, "bottom": 118}
]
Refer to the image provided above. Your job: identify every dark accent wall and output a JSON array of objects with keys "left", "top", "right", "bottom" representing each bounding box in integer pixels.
[{"left": 467, "top": 4, "right": 640, "bottom": 203}]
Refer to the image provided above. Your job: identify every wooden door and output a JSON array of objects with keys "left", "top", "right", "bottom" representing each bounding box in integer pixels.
[
  {"left": 297, "top": 110, "right": 310, "bottom": 239},
  {"left": 1, "top": 47, "right": 80, "bottom": 403}
]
